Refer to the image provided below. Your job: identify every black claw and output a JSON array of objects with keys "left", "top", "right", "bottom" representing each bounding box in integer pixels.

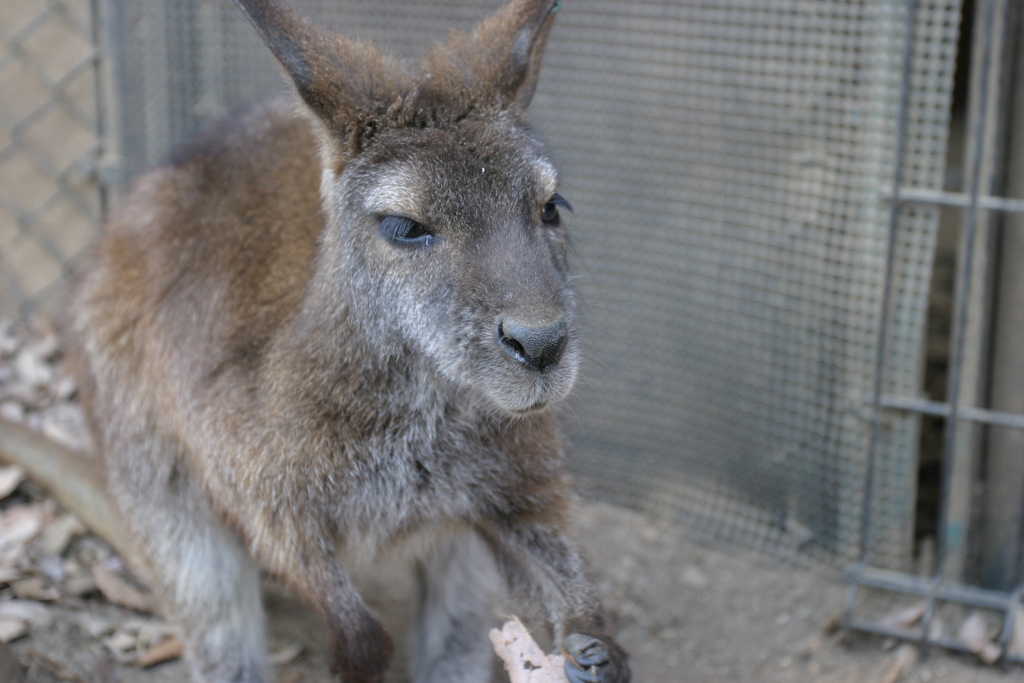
[
  {"left": 562, "top": 633, "right": 610, "bottom": 668},
  {"left": 561, "top": 633, "right": 629, "bottom": 683},
  {"left": 564, "top": 661, "right": 600, "bottom": 683}
]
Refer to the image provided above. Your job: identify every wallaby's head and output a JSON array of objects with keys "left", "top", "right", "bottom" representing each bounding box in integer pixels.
[{"left": 235, "top": 0, "right": 577, "bottom": 415}]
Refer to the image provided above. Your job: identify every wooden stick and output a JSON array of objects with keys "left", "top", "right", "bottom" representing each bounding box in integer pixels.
[
  {"left": 0, "top": 417, "right": 129, "bottom": 559},
  {"left": 490, "top": 617, "right": 569, "bottom": 683}
]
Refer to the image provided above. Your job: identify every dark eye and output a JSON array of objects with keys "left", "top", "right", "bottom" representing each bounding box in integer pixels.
[
  {"left": 541, "top": 193, "right": 572, "bottom": 226},
  {"left": 379, "top": 216, "right": 435, "bottom": 247}
]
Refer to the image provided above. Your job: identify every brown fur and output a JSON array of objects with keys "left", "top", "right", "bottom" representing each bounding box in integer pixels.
[{"left": 66, "top": 1, "right": 629, "bottom": 682}]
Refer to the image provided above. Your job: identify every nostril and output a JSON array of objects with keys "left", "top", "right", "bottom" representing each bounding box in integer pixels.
[
  {"left": 498, "top": 317, "right": 568, "bottom": 370},
  {"left": 498, "top": 322, "right": 527, "bottom": 358}
]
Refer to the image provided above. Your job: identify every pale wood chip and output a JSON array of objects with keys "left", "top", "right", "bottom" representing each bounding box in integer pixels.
[
  {"left": 0, "top": 466, "right": 24, "bottom": 500},
  {"left": 877, "top": 601, "right": 926, "bottom": 631},
  {"left": 0, "top": 619, "right": 27, "bottom": 643},
  {"left": 877, "top": 643, "right": 918, "bottom": 683},
  {"left": 136, "top": 636, "right": 184, "bottom": 668},
  {"left": 679, "top": 565, "right": 710, "bottom": 589},
  {"left": 40, "top": 513, "right": 84, "bottom": 556},
  {"left": 957, "top": 611, "right": 988, "bottom": 653},
  {"left": 92, "top": 564, "right": 156, "bottom": 613},
  {"left": 269, "top": 642, "right": 304, "bottom": 666},
  {"left": 979, "top": 641, "right": 1003, "bottom": 665},
  {"left": 490, "top": 617, "right": 568, "bottom": 683}
]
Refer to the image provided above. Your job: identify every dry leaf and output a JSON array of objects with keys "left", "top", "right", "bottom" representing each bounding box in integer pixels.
[
  {"left": 63, "top": 575, "right": 98, "bottom": 597},
  {"left": 490, "top": 617, "right": 568, "bottom": 683},
  {"left": 14, "top": 347, "right": 53, "bottom": 387},
  {"left": 104, "top": 630, "right": 139, "bottom": 664},
  {"left": 92, "top": 564, "right": 155, "bottom": 613},
  {"left": 137, "top": 636, "right": 184, "bottom": 668},
  {"left": 53, "top": 375, "right": 77, "bottom": 401},
  {"left": 40, "top": 405, "right": 88, "bottom": 451},
  {"left": 269, "top": 643, "right": 303, "bottom": 666},
  {"left": 40, "top": 513, "right": 84, "bottom": 556},
  {"left": 0, "top": 566, "right": 23, "bottom": 584},
  {"left": 0, "top": 402, "right": 23, "bottom": 423},
  {"left": 0, "top": 600, "right": 53, "bottom": 627},
  {"left": 0, "top": 326, "right": 20, "bottom": 357},
  {"left": 0, "top": 505, "right": 46, "bottom": 554},
  {"left": 0, "top": 466, "right": 24, "bottom": 500},
  {"left": 0, "top": 619, "right": 27, "bottom": 644},
  {"left": 11, "top": 577, "right": 59, "bottom": 601},
  {"left": 75, "top": 612, "right": 114, "bottom": 638}
]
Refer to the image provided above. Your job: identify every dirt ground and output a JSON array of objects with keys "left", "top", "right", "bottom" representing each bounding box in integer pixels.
[{"left": 2, "top": 499, "right": 1017, "bottom": 683}]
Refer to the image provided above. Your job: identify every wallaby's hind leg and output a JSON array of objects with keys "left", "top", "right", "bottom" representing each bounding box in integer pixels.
[
  {"left": 411, "top": 530, "right": 502, "bottom": 683},
  {"left": 105, "top": 438, "right": 268, "bottom": 683}
]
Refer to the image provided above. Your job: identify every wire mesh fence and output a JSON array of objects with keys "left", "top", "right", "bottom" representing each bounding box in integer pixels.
[
  {"left": 1, "top": 0, "right": 967, "bottom": 574},
  {"left": 0, "top": 0, "right": 105, "bottom": 320}
]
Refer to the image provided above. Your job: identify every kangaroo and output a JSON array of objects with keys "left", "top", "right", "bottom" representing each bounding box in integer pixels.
[{"left": 66, "top": 1, "right": 630, "bottom": 682}]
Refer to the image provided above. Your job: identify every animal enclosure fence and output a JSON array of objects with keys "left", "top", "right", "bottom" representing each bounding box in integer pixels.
[
  {"left": 9, "top": 0, "right": 1024, "bottom": 658},
  {"left": 0, "top": 0, "right": 108, "bottom": 320}
]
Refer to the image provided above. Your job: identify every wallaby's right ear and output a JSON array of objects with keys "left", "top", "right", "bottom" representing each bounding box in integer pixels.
[{"left": 233, "top": 0, "right": 405, "bottom": 142}]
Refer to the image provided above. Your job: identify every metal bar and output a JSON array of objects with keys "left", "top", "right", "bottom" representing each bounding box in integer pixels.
[
  {"left": 846, "top": 619, "right": 1024, "bottom": 664},
  {"left": 879, "top": 394, "right": 1024, "bottom": 430},
  {"left": 858, "top": 0, "right": 919, "bottom": 568},
  {"left": 998, "top": 588, "right": 1021, "bottom": 667},
  {"left": 844, "top": 0, "right": 919, "bottom": 630},
  {"left": 881, "top": 187, "right": 1024, "bottom": 213},
  {"left": 846, "top": 564, "right": 1024, "bottom": 663},
  {"left": 981, "top": 0, "right": 1024, "bottom": 591},
  {"left": 846, "top": 565, "right": 1015, "bottom": 610},
  {"left": 923, "top": 0, "right": 1001, "bottom": 643}
]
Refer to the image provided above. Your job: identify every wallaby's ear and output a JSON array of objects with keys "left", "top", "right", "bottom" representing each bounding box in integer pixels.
[
  {"left": 427, "top": 0, "right": 560, "bottom": 111},
  {"left": 473, "top": 0, "right": 560, "bottom": 109},
  {"left": 233, "top": 0, "right": 406, "bottom": 142}
]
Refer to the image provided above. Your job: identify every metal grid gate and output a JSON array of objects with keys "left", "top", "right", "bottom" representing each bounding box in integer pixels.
[{"left": 843, "top": 0, "right": 1024, "bottom": 662}]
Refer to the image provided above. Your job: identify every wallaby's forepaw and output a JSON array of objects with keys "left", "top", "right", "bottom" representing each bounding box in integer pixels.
[{"left": 561, "top": 633, "right": 631, "bottom": 683}]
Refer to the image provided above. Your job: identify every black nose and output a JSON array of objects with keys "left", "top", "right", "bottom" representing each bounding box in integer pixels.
[{"left": 498, "top": 317, "right": 568, "bottom": 370}]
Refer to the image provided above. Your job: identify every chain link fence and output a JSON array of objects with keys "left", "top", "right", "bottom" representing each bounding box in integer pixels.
[{"left": 0, "top": 0, "right": 105, "bottom": 320}]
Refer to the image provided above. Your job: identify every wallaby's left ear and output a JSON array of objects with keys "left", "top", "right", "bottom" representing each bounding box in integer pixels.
[{"left": 469, "top": 0, "right": 562, "bottom": 110}]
